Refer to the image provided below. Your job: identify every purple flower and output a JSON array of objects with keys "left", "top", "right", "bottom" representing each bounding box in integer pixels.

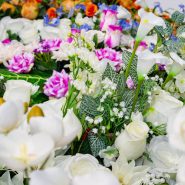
[
  {"left": 95, "top": 48, "right": 123, "bottom": 71},
  {"left": 126, "top": 76, "right": 135, "bottom": 89},
  {"left": 7, "top": 53, "right": 34, "bottom": 73},
  {"left": 44, "top": 70, "right": 70, "bottom": 99},
  {"left": 2, "top": 38, "right": 11, "bottom": 45},
  {"left": 34, "top": 39, "right": 62, "bottom": 53}
]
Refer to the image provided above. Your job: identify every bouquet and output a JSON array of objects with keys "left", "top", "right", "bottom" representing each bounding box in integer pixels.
[{"left": 0, "top": 0, "right": 185, "bottom": 185}]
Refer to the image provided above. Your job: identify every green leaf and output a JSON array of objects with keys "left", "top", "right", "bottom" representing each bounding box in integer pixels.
[
  {"left": 88, "top": 132, "right": 109, "bottom": 157},
  {"left": 0, "top": 68, "right": 49, "bottom": 86},
  {"left": 122, "top": 50, "right": 138, "bottom": 85},
  {"left": 171, "top": 11, "right": 185, "bottom": 24},
  {"left": 102, "top": 64, "right": 125, "bottom": 97},
  {"left": 79, "top": 95, "right": 101, "bottom": 118},
  {"left": 93, "top": 34, "right": 98, "bottom": 47},
  {"left": 177, "top": 25, "right": 185, "bottom": 37}
]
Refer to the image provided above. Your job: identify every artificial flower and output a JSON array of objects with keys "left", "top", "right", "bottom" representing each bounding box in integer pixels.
[
  {"left": 0, "top": 129, "right": 54, "bottom": 171},
  {"left": 148, "top": 136, "right": 185, "bottom": 173},
  {"left": 115, "top": 115, "right": 149, "bottom": 160},
  {"left": 5, "top": 52, "right": 34, "bottom": 73},
  {"left": 100, "top": 10, "right": 117, "bottom": 31},
  {"left": 44, "top": 70, "right": 70, "bottom": 99},
  {"left": 136, "top": 9, "right": 166, "bottom": 41},
  {"left": 168, "top": 106, "right": 185, "bottom": 152},
  {"left": 3, "top": 80, "right": 39, "bottom": 104},
  {"left": 0, "top": 100, "right": 24, "bottom": 134},
  {"left": 104, "top": 25, "right": 122, "bottom": 48}
]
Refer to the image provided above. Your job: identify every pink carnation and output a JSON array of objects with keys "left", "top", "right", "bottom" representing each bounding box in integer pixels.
[
  {"left": 7, "top": 52, "right": 34, "bottom": 73},
  {"left": 95, "top": 48, "right": 123, "bottom": 71},
  {"left": 44, "top": 70, "right": 70, "bottom": 98},
  {"left": 34, "top": 39, "right": 62, "bottom": 53}
]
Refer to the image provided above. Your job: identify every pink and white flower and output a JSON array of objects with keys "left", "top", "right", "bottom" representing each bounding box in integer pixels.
[
  {"left": 34, "top": 39, "right": 62, "bottom": 53},
  {"left": 100, "top": 10, "right": 117, "bottom": 31},
  {"left": 95, "top": 48, "right": 123, "bottom": 71},
  {"left": 126, "top": 76, "right": 135, "bottom": 89},
  {"left": 6, "top": 52, "right": 34, "bottom": 73},
  {"left": 44, "top": 70, "right": 70, "bottom": 99},
  {"left": 104, "top": 25, "right": 122, "bottom": 48}
]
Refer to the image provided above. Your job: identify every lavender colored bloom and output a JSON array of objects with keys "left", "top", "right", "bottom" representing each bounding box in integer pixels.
[
  {"left": 157, "top": 63, "right": 166, "bottom": 71},
  {"left": 7, "top": 53, "right": 34, "bottom": 73},
  {"left": 34, "top": 39, "right": 62, "bottom": 53},
  {"left": 179, "top": 4, "right": 185, "bottom": 13},
  {"left": 75, "top": 4, "right": 86, "bottom": 11},
  {"left": 95, "top": 48, "right": 123, "bottom": 71},
  {"left": 154, "top": 2, "right": 163, "bottom": 14},
  {"left": 44, "top": 15, "right": 60, "bottom": 27},
  {"left": 44, "top": 70, "right": 70, "bottom": 99},
  {"left": 80, "top": 24, "right": 92, "bottom": 31},
  {"left": 126, "top": 76, "right": 135, "bottom": 89}
]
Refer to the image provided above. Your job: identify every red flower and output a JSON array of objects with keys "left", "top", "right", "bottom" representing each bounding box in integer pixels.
[
  {"left": 85, "top": 3, "right": 98, "bottom": 17},
  {"left": 46, "top": 7, "right": 57, "bottom": 19}
]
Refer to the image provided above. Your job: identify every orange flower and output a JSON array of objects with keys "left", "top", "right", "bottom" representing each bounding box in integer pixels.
[
  {"left": 61, "top": 0, "right": 75, "bottom": 12},
  {"left": 118, "top": 0, "right": 138, "bottom": 10},
  {"left": 21, "top": 0, "right": 39, "bottom": 20},
  {"left": 47, "top": 7, "right": 57, "bottom": 19},
  {"left": 0, "top": 2, "right": 16, "bottom": 14},
  {"left": 85, "top": 3, "right": 98, "bottom": 17}
]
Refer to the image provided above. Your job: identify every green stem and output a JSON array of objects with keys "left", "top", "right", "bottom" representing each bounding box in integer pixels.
[
  {"left": 162, "top": 73, "right": 174, "bottom": 88},
  {"left": 131, "top": 77, "right": 144, "bottom": 117},
  {"left": 125, "top": 40, "right": 140, "bottom": 79}
]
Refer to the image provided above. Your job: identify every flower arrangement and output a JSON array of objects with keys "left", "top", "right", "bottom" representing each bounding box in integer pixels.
[{"left": 0, "top": 0, "right": 185, "bottom": 185}]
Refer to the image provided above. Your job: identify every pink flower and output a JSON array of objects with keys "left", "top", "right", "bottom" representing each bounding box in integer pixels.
[
  {"left": 2, "top": 38, "right": 11, "bottom": 45},
  {"left": 95, "top": 48, "right": 123, "bottom": 71},
  {"left": 104, "top": 25, "right": 122, "bottom": 48},
  {"left": 44, "top": 70, "right": 70, "bottom": 98},
  {"left": 126, "top": 76, "right": 135, "bottom": 89},
  {"left": 100, "top": 10, "right": 117, "bottom": 31},
  {"left": 34, "top": 39, "right": 62, "bottom": 53},
  {"left": 6, "top": 53, "right": 34, "bottom": 73}
]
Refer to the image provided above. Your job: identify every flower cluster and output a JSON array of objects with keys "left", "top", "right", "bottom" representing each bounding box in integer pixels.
[{"left": 0, "top": 1, "right": 185, "bottom": 185}]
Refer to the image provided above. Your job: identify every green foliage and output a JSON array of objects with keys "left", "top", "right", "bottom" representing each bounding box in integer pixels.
[
  {"left": 171, "top": 11, "right": 185, "bottom": 25},
  {"left": 155, "top": 21, "right": 173, "bottom": 38},
  {"left": 122, "top": 50, "right": 138, "bottom": 85},
  {"left": 6, "top": 30, "right": 20, "bottom": 41},
  {"left": 34, "top": 53, "right": 57, "bottom": 72},
  {"left": 136, "top": 79, "right": 157, "bottom": 112},
  {"left": 177, "top": 25, "right": 185, "bottom": 37},
  {"left": 102, "top": 64, "right": 125, "bottom": 98},
  {"left": 79, "top": 95, "right": 101, "bottom": 118},
  {"left": 88, "top": 132, "right": 109, "bottom": 157},
  {"left": 0, "top": 68, "right": 49, "bottom": 86}
]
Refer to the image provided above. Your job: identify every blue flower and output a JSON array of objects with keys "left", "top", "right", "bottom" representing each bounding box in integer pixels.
[
  {"left": 68, "top": 8, "right": 75, "bottom": 18},
  {"left": 98, "top": 3, "right": 109, "bottom": 11},
  {"left": 179, "top": 4, "right": 185, "bottom": 13},
  {"left": 154, "top": 2, "right": 163, "bottom": 14},
  {"left": 71, "top": 23, "right": 78, "bottom": 29},
  {"left": 80, "top": 24, "right": 92, "bottom": 31},
  {"left": 119, "top": 19, "right": 132, "bottom": 31},
  {"left": 43, "top": 15, "right": 60, "bottom": 27},
  {"left": 109, "top": 5, "right": 118, "bottom": 11},
  {"left": 56, "top": 7, "right": 64, "bottom": 17},
  {"left": 75, "top": 4, "right": 86, "bottom": 11}
]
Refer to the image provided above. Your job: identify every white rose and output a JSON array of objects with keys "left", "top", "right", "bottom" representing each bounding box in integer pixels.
[
  {"left": 3, "top": 80, "right": 39, "bottom": 104},
  {"left": 148, "top": 136, "right": 184, "bottom": 173},
  {"left": 115, "top": 119, "right": 149, "bottom": 160},
  {"left": 177, "top": 160, "right": 185, "bottom": 185},
  {"left": 0, "top": 101, "right": 24, "bottom": 133},
  {"left": 145, "top": 89, "right": 183, "bottom": 125},
  {"left": 19, "top": 25, "right": 39, "bottom": 44},
  {"left": 30, "top": 154, "right": 119, "bottom": 185},
  {"left": 167, "top": 106, "right": 185, "bottom": 151}
]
